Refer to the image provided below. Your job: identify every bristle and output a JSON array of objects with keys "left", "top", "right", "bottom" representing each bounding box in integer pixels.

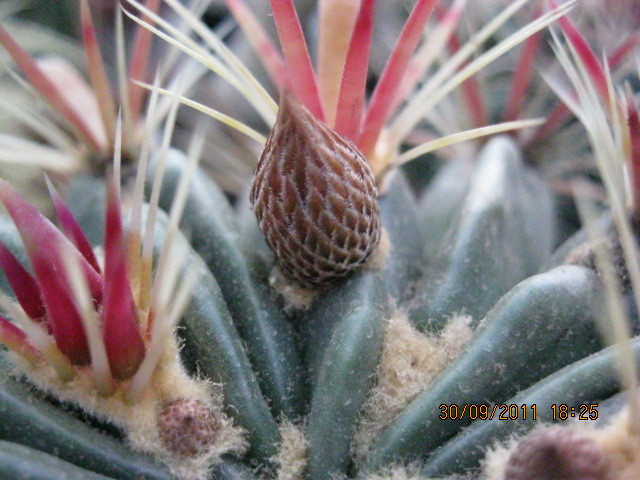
[
  {"left": 608, "top": 33, "right": 640, "bottom": 69},
  {"left": 116, "top": 9, "right": 135, "bottom": 147},
  {"left": 389, "top": 0, "right": 534, "bottom": 146},
  {"left": 80, "top": 0, "right": 117, "bottom": 147},
  {"left": 502, "top": 7, "right": 542, "bottom": 123},
  {"left": 133, "top": 82, "right": 267, "bottom": 145},
  {"left": 141, "top": 82, "right": 182, "bottom": 312},
  {"left": 0, "top": 314, "right": 42, "bottom": 365},
  {"left": 549, "top": 0, "right": 609, "bottom": 104},
  {"left": 390, "top": 0, "right": 575, "bottom": 151},
  {"left": 34, "top": 57, "right": 108, "bottom": 153},
  {"left": 0, "top": 240, "right": 45, "bottom": 320},
  {"left": 443, "top": 28, "right": 487, "bottom": 128},
  {"left": 225, "top": 0, "right": 288, "bottom": 91},
  {"left": 624, "top": 91, "right": 640, "bottom": 211},
  {"left": 0, "top": 25, "right": 103, "bottom": 151},
  {"left": 45, "top": 176, "right": 101, "bottom": 274},
  {"left": 163, "top": 0, "right": 279, "bottom": 122},
  {"left": 0, "top": 290, "right": 75, "bottom": 380},
  {"left": 127, "top": 244, "right": 186, "bottom": 400},
  {"left": 392, "top": 0, "right": 467, "bottom": 114},
  {"left": 113, "top": 112, "right": 123, "bottom": 196},
  {"left": 59, "top": 242, "right": 113, "bottom": 395},
  {"left": 0, "top": 134, "right": 81, "bottom": 172},
  {"left": 528, "top": 35, "right": 637, "bottom": 147},
  {"left": 0, "top": 179, "right": 103, "bottom": 365},
  {"left": 124, "top": 0, "right": 277, "bottom": 126},
  {"left": 152, "top": 124, "right": 204, "bottom": 294},
  {"left": 128, "top": 73, "right": 161, "bottom": 298},
  {"left": 554, "top": 23, "right": 640, "bottom": 435},
  {"left": 334, "top": 0, "right": 375, "bottom": 142},
  {"left": 102, "top": 177, "right": 145, "bottom": 381},
  {"left": 393, "top": 118, "right": 544, "bottom": 169},
  {"left": 358, "top": 0, "right": 439, "bottom": 157},
  {"left": 127, "top": 0, "right": 161, "bottom": 125},
  {"left": 269, "top": 0, "right": 324, "bottom": 120},
  {"left": 0, "top": 96, "right": 77, "bottom": 154},
  {"left": 575, "top": 192, "right": 640, "bottom": 435},
  {"left": 317, "top": 0, "right": 361, "bottom": 126}
]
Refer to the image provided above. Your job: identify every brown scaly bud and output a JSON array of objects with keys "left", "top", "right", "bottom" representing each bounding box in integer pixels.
[
  {"left": 157, "top": 399, "right": 219, "bottom": 458},
  {"left": 250, "top": 91, "right": 381, "bottom": 289},
  {"left": 504, "top": 427, "right": 609, "bottom": 480}
]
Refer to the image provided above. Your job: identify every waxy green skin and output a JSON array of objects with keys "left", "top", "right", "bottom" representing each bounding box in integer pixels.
[
  {"left": 0, "top": 136, "right": 627, "bottom": 479},
  {"left": 364, "top": 264, "right": 604, "bottom": 470},
  {"left": 155, "top": 151, "right": 307, "bottom": 423},
  {"left": 410, "top": 137, "right": 555, "bottom": 332},
  {"left": 0, "top": 441, "right": 116, "bottom": 480},
  {"left": 0, "top": 354, "right": 170, "bottom": 480},
  {"left": 304, "top": 271, "right": 387, "bottom": 480},
  {"left": 421, "top": 337, "right": 640, "bottom": 477}
]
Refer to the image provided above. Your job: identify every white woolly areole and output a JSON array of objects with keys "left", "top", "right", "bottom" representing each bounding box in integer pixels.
[
  {"left": 9, "top": 331, "right": 246, "bottom": 480},
  {"left": 269, "top": 266, "right": 319, "bottom": 312},
  {"left": 269, "top": 228, "right": 390, "bottom": 313},
  {"left": 358, "top": 463, "right": 424, "bottom": 480},
  {"left": 364, "top": 227, "right": 391, "bottom": 272},
  {"left": 358, "top": 462, "right": 476, "bottom": 480},
  {"left": 481, "top": 407, "right": 640, "bottom": 480},
  {"left": 353, "top": 311, "right": 474, "bottom": 463},
  {"left": 585, "top": 408, "right": 640, "bottom": 480},
  {"left": 272, "top": 419, "right": 309, "bottom": 480}
]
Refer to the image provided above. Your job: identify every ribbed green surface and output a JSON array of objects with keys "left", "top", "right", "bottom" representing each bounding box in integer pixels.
[
  {"left": 365, "top": 265, "right": 604, "bottom": 470},
  {"left": 0, "top": 441, "right": 116, "bottom": 480},
  {"left": 0, "top": 356, "right": 170, "bottom": 480},
  {"left": 148, "top": 208, "right": 280, "bottom": 464},
  {"left": 411, "top": 136, "right": 555, "bottom": 331},
  {"left": 154, "top": 151, "right": 306, "bottom": 421},
  {"left": 421, "top": 337, "right": 640, "bottom": 477},
  {"left": 0, "top": 134, "right": 630, "bottom": 478},
  {"left": 304, "top": 272, "right": 387, "bottom": 479}
]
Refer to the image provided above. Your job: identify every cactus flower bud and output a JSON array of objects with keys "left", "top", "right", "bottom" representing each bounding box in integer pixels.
[{"left": 250, "top": 91, "right": 381, "bottom": 289}]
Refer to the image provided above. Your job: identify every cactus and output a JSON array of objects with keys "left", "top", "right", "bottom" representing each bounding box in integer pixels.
[{"left": 0, "top": 1, "right": 639, "bottom": 480}]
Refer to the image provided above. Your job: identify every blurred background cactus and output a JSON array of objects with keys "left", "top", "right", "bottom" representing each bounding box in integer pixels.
[{"left": 0, "top": 1, "right": 639, "bottom": 479}]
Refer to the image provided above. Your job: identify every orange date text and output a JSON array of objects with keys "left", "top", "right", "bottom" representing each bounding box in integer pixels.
[{"left": 438, "top": 403, "right": 538, "bottom": 421}]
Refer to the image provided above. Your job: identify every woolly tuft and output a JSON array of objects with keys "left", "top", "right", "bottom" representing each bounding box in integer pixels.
[
  {"left": 269, "top": 267, "right": 319, "bottom": 313},
  {"left": 353, "top": 311, "right": 474, "bottom": 462},
  {"left": 586, "top": 408, "right": 640, "bottom": 480},
  {"left": 7, "top": 328, "right": 246, "bottom": 480},
  {"left": 359, "top": 462, "right": 476, "bottom": 479},
  {"left": 358, "top": 463, "right": 424, "bottom": 480},
  {"left": 272, "top": 419, "right": 309, "bottom": 480}
]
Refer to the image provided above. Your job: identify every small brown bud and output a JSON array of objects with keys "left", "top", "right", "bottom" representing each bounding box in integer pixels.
[
  {"left": 504, "top": 427, "right": 609, "bottom": 480},
  {"left": 250, "top": 92, "right": 381, "bottom": 289},
  {"left": 157, "top": 399, "right": 218, "bottom": 457}
]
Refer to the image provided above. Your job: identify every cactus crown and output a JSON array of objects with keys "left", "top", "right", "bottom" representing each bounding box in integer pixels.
[{"left": 0, "top": 1, "right": 638, "bottom": 480}]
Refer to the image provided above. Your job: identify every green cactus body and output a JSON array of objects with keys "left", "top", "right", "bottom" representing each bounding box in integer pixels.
[
  {"left": 0, "top": 441, "right": 117, "bottom": 480},
  {"left": 364, "top": 263, "right": 605, "bottom": 470},
  {"left": 154, "top": 151, "right": 307, "bottom": 422},
  {"left": 304, "top": 272, "right": 387, "bottom": 479},
  {"left": 409, "top": 137, "right": 555, "bottom": 331},
  {"left": 0, "top": 133, "right": 635, "bottom": 479},
  {"left": 421, "top": 337, "right": 640, "bottom": 477},
  {"left": 0, "top": 0, "right": 639, "bottom": 478},
  {"left": 0, "top": 355, "right": 170, "bottom": 480}
]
